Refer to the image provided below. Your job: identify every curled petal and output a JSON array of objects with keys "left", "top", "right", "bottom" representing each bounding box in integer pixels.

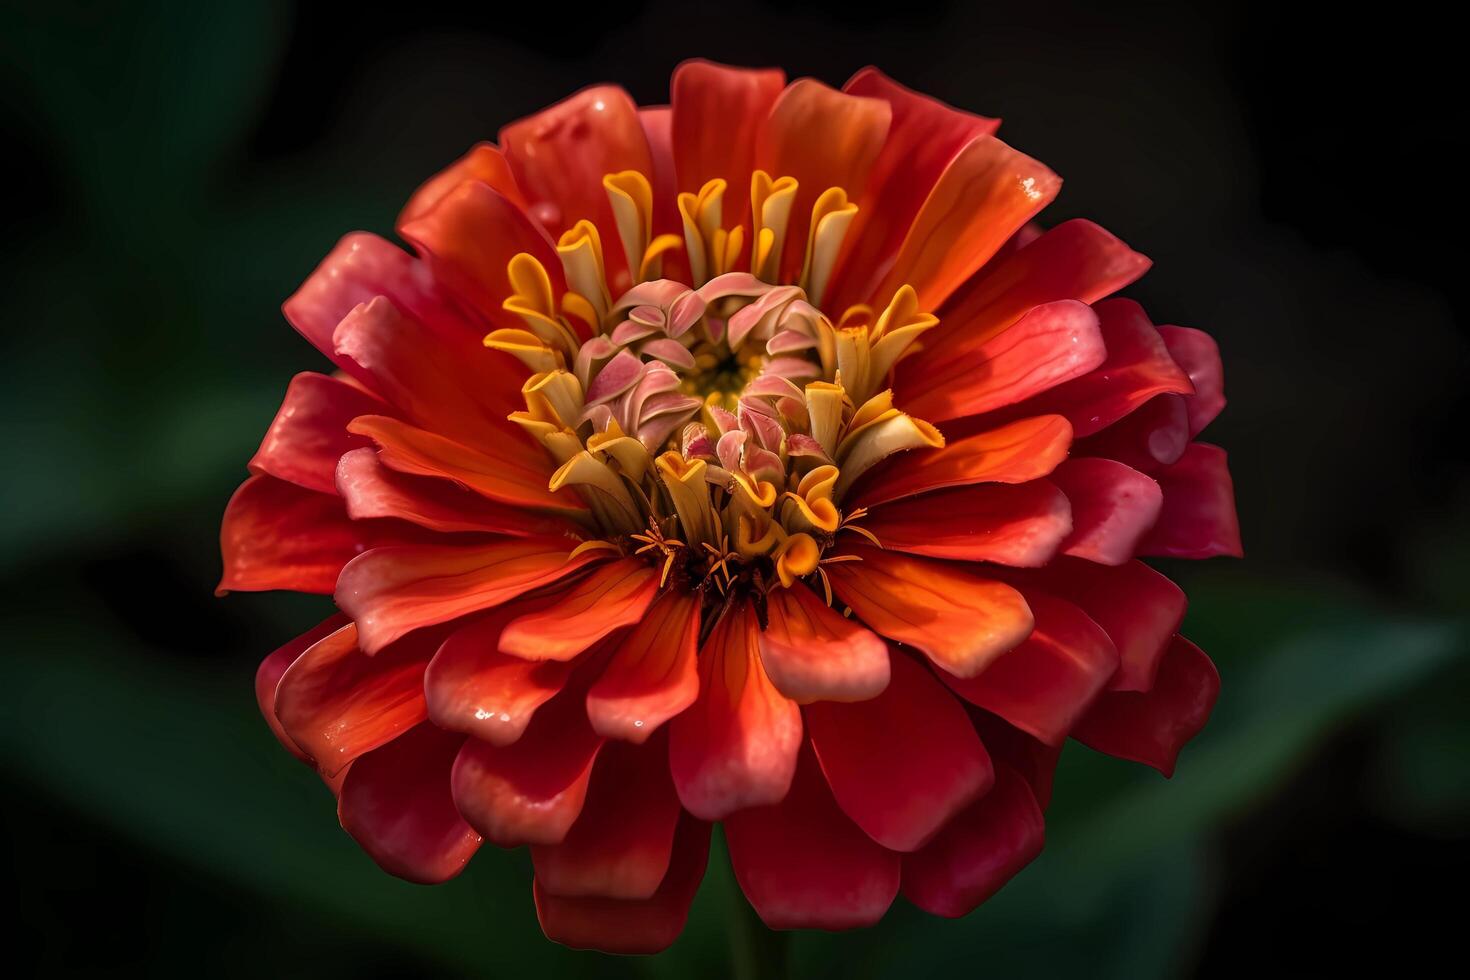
[
  {"left": 254, "top": 614, "right": 350, "bottom": 763},
  {"left": 337, "top": 723, "right": 480, "bottom": 884},
  {"left": 531, "top": 733, "right": 682, "bottom": 900},
  {"left": 250, "top": 372, "right": 386, "bottom": 494},
  {"left": 1076, "top": 391, "right": 1191, "bottom": 472},
  {"left": 725, "top": 744, "right": 900, "bottom": 929},
  {"left": 826, "top": 546, "right": 1034, "bottom": 679},
  {"left": 670, "top": 602, "right": 802, "bottom": 820},
  {"left": 335, "top": 539, "right": 604, "bottom": 653},
  {"left": 451, "top": 689, "right": 605, "bottom": 847},
  {"left": 535, "top": 815, "right": 711, "bottom": 954},
  {"left": 757, "top": 584, "right": 891, "bottom": 703},
  {"left": 274, "top": 621, "right": 439, "bottom": 775},
  {"left": 1138, "top": 443, "right": 1243, "bottom": 559},
  {"left": 1159, "top": 325, "right": 1226, "bottom": 437},
  {"left": 1072, "top": 635, "right": 1220, "bottom": 776},
  {"left": 900, "top": 765, "right": 1045, "bottom": 917},
  {"left": 399, "top": 141, "right": 525, "bottom": 226},
  {"left": 806, "top": 652, "right": 993, "bottom": 851}
]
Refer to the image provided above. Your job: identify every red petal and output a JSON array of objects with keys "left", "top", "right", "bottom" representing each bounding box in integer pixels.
[
  {"left": 1139, "top": 442, "right": 1243, "bottom": 559},
  {"left": 757, "top": 584, "right": 890, "bottom": 703},
  {"left": 1020, "top": 557, "right": 1186, "bottom": 693},
  {"left": 671, "top": 60, "right": 784, "bottom": 211},
  {"left": 249, "top": 372, "right": 387, "bottom": 494},
  {"left": 830, "top": 67, "right": 999, "bottom": 309},
  {"left": 534, "top": 815, "right": 711, "bottom": 954},
  {"left": 1076, "top": 391, "right": 1191, "bottom": 471},
  {"left": 670, "top": 602, "right": 802, "bottom": 820},
  {"left": 255, "top": 614, "right": 351, "bottom": 763},
  {"left": 330, "top": 295, "right": 529, "bottom": 452},
  {"left": 274, "top": 621, "right": 439, "bottom": 775},
  {"left": 499, "top": 558, "right": 661, "bottom": 661},
  {"left": 970, "top": 710, "right": 1062, "bottom": 811},
  {"left": 861, "top": 480, "right": 1072, "bottom": 566},
  {"left": 756, "top": 78, "right": 892, "bottom": 283},
  {"left": 826, "top": 545, "right": 1034, "bottom": 679},
  {"left": 425, "top": 605, "right": 576, "bottom": 746},
  {"left": 1072, "top": 635, "right": 1220, "bottom": 776},
  {"left": 725, "top": 744, "right": 900, "bottom": 929},
  {"left": 399, "top": 142, "right": 525, "bottom": 226},
  {"left": 901, "top": 219, "right": 1150, "bottom": 387},
  {"left": 218, "top": 474, "right": 397, "bottom": 595},
  {"left": 1050, "top": 457, "right": 1164, "bottom": 565},
  {"left": 335, "top": 538, "right": 603, "bottom": 653},
  {"left": 348, "top": 414, "right": 578, "bottom": 516},
  {"left": 398, "top": 177, "right": 565, "bottom": 330},
  {"left": 586, "top": 590, "right": 700, "bottom": 742},
  {"left": 941, "top": 592, "right": 1119, "bottom": 746},
  {"left": 1159, "top": 325, "right": 1226, "bottom": 437},
  {"left": 872, "top": 134, "right": 1059, "bottom": 311},
  {"left": 900, "top": 765, "right": 1044, "bottom": 917},
  {"left": 450, "top": 689, "right": 605, "bottom": 846},
  {"left": 500, "top": 84, "right": 652, "bottom": 286},
  {"left": 638, "top": 105, "right": 686, "bottom": 280},
  {"left": 905, "top": 300, "right": 1106, "bottom": 424},
  {"left": 851, "top": 415, "right": 1073, "bottom": 509},
  {"left": 806, "top": 652, "right": 993, "bottom": 851},
  {"left": 337, "top": 723, "right": 480, "bottom": 884},
  {"left": 335, "top": 447, "right": 575, "bottom": 537},
  {"left": 532, "top": 733, "right": 682, "bottom": 899}
]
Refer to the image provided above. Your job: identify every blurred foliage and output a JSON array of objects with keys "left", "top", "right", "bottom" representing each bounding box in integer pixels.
[{"left": 2, "top": 0, "right": 1466, "bottom": 976}]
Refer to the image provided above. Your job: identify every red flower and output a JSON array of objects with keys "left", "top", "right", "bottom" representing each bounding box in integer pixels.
[{"left": 223, "top": 61, "right": 1240, "bottom": 953}]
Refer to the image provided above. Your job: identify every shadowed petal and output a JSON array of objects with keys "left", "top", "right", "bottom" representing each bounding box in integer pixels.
[
  {"left": 1050, "top": 457, "right": 1163, "bottom": 565},
  {"left": 337, "top": 723, "right": 481, "bottom": 884},
  {"left": 1072, "top": 635, "right": 1220, "bottom": 776},
  {"left": 250, "top": 372, "right": 387, "bottom": 494},
  {"left": 861, "top": 481, "right": 1072, "bottom": 566},
  {"left": 806, "top": 652, "right": 992, "bottom": 851},
  {"left": 1139, "top": 443, "right": 1243, "bottom": 559}
]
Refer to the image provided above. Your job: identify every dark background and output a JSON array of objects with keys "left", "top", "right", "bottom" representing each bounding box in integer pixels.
[{"left": 2, "top": 0, "right": 1466, "bottom": 976}]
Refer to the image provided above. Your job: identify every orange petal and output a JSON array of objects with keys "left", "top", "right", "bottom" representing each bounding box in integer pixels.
[
  {"left": 274, "top": 621, "right": 439, "bottom": 775},
  {"left": 585, "top": 590, "right": 700, "bottom": 742},
  {"left": 829, "top": 67, "right": 999, "bottom": 309},
  {"left": 669, "top": 601, "right": 802, "bottom": 820},
  {"left": 254, "top": 613, "right": 351, "bottom": 764},
  {"left": 671, "top": 60, "right": 785, "bottom": 207},
  {"left": 861, "top": 481, "right": 1073, "bottom": 566},
  {"left": 757, "top": 584, "right": 890, "bottom": 703},
  {"left": 756, "top": 78, "right": 892, "bottom": 283},
  {"left": 399, "top": 141, "right": 525, "bottom": 226},
  {"left": 425, "top": 604, "right": 577, "bottom": 746},
  {"left": 850, "top": 414, "right": 1073, "bottom": 509},
  {"left": 450, "top": 688, "right": 604, "bottom": 847},
  {"left": 348, "top": 414, "right": 575, "bottom": 515},
  {"left": 335, "top": 538, "right": 604, "bottom": 653},
  {"left": 499, "top": 558, "right": 661, "bottom": 662},
  {"left": 826, "top": 546, "right": 1033, "bottom": 679},
  {"left": 871, "top": 134, "right": 1059, "bottom": 311},
  {"left": 531, "top": 733, "right": 682, "bottom": 900}
]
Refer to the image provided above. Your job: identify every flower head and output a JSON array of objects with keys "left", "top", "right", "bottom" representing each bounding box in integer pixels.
[{"left": 223, "top": 61, "right": 1240, "bottom": 953}]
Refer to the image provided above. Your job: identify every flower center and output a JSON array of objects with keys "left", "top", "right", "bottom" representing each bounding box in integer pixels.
[{"left": 486, "top": 169, "right": 946, "bottom": 611}]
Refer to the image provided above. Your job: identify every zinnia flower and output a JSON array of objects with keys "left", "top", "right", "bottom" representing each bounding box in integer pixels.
[{"left": 222, "top": 61, "right": 1240, "bottom": 953}]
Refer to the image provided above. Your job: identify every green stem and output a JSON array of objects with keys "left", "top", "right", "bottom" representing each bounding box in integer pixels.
[{"left": 729, "top": 886, "right": 788, "bottom": 980}]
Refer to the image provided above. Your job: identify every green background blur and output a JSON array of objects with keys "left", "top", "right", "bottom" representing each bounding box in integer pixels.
[{"left": 2, "top": 1, "right": 1466, "bottom": 976}]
